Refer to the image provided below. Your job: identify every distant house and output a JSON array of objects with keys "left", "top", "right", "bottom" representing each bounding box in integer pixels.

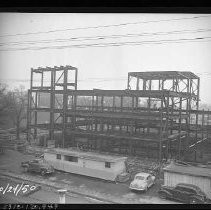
[
  {"left": 163, "top": 162, "right": 211, "bottom": 199},
  {"left": 44, "top": 148, "right": 127, "bottom": 181}
]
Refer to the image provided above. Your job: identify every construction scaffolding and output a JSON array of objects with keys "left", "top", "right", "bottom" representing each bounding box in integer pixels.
[
  {"left": 27, "top": 66, "right": 211, "bottom": 162},
  {"left": 27, "top": 65, "right": 78, "bottom": 148}
]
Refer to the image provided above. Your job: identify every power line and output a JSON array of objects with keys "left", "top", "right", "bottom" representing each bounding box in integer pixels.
[
  {"left": 1, "top": 36, "right": 211, "bottom": 52},
  {"left": 1, "top": 14, "right": 211, "bottom": 38},
  {"left": 1, "top": 28, "right": 211, "bottom": 47}
]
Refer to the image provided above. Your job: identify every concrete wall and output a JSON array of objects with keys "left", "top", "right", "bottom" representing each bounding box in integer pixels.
[
  {"left": 164, "top": 171, "right": 211, "bottom": 199},
  {"left": 44, "top": 152, "right": 125, "bottom": 181}
]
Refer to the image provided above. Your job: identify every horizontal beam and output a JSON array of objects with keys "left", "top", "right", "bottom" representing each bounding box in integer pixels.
[
  {"left": 128, "top": 71, "right": 199, "bottom": 80},
  {"left": 65, "top": 110, "right": 188, "bottom": 120},
  {"left": 32, "top": 65, "right": 77, "bottom": 72},
  {"left": 55, "top": 83, "right": 76, "bottom": 86},
  {"left": 67, "top": 129, "right": 168, "bottom": 142},
  {"left": 30, "top": 89, "right": 196, "bottom": 98}
]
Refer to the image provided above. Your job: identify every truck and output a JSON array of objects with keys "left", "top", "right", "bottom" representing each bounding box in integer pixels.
[{"left": 21, "top": 158, "right": 54, "bottom": 176}]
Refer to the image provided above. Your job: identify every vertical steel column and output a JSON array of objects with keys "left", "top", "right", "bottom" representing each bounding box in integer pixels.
[
  {"left": 30, "top": 68, "right": 33, "bottom": 90},
  {"left": 27, "top": 69, "right": 33, "bottom": 143},
  {"left": 62, "top": 68, "right": 68, "bottom": 148},
  {"left": 175, "top": 78, "right": 178, "bottom": 92},
  {"left": 120, "top": 96, "right": 123, "bottom": 112},
  {"left": 136, "top": 77, "right": 140, "bottom": 90},
  {"left": 178, "top": 97, "right": 182, "bottom": 160},
  {"left": 159, "top": 95, "right": 164, "bottom": 171},
  {"left": 96, "top": 96, "right": 98, "bottom": 111},
  {"left": 91, "top": 95, "right": 94, "bottom": 131},
  {"left": 147, "top": 80, "right": 152, "bottom": 134},
  {"left": 101, "top": 96, "right": 104, "bottom": 112},
  {"left": 143, "top": 80, "right": 146, "bottom": 90},
  {"left": 189, "top": 79, "right": 192, "bottom": 95},
  {"left": 170, "top": 78, "right": 176, "bottom": 135},
  {"left": 112, "top": 96, "right": 115, "bottom": 112},
  {"left": 172, "top": 78, "right": 175, "bottom": 91},
  {"left": 136, "top": 96, "right": 139, "bottom": 109},
  {"left": 73, "top": 68, "right": 78, "bottom": 144},
  {"left": 50, "top": 69, "right": 55, "bottom": 145},
  {"left": 127, "top": 73, "right": 130, "bottom": 89},
  {"left": 120, "top": 96, "right": 123, "bottom": 131},
  {"left": 202, "top": 109, "right": 205, "bottom": 139},
  {"left": 95, "top": 96, "right": 98, "bottom": 131},
  {"left": 38, "top": 71, "right": 43, "bottom": 108},
  {"left": 100, "top": 96, "right": 104, "bottom": 132},
  {"left": 170, "top": 97, "right": 174, "bottom": 135},
  {"left": 165, "top": 93, "right": 170, "bottom": 159},
  {"left": 72, "top": 89, "right": 77, "bottom": 147},
  {"left": 161, "top": 79, "right": 164, "bottom": 90},
  {"left": 91, "top": 95, "right": 94, "bottom": 112},
  {"left": 41, "top": 71, "right": 44, "bottom": 87},
  {"left": 195, "top": 78, "right": 200, "bottom": 144},
  {"left": 75, "top": 68, "right": 78, "bottom": 90},
  {"left": 27, "top": 89, "right": 31, "bottom": 142},
  {"left": 194, "top": 77, "right": 200, "bottom": 162},
  {"left": 112, "top": 96, "right": 115, "bottom": 131},
  {"left": 34, "top": 91, "right": 38, "bottom": 139},
  {"left": 186, "top": 79, "right": 190, "bottom": 142}
]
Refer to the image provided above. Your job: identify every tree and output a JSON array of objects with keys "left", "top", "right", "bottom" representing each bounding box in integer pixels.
[
  {"left": 0, "top": 83, "right": 10, "bottom": 117},
  {"left": 7, "top": 85, "right": 27, "bottom": 140}
]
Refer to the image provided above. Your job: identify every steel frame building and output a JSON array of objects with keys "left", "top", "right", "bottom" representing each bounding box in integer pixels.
[{"left": 27, "top": 66, "right": 211, "bottom": 162}]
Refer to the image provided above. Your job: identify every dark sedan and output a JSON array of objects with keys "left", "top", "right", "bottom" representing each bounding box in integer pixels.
[{"left": 158, "top": 183, "right": 208, "bottom": 204}]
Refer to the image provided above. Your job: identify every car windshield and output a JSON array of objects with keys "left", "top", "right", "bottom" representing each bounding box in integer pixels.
[{"left": 135, "top": 176, "right": 145, "bottom": 180}]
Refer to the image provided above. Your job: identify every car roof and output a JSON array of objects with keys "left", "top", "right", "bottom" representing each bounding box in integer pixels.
[
  {"left": 176, "top": 183, "right": 201, "bottom": 190},
  {"left": 135, "top": 172, "right": 150, "bottom": 178}
]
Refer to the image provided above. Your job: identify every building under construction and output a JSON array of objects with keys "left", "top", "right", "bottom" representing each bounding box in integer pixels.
[{"left": 27, "top": 65, "right": 211, "bottom": 162}]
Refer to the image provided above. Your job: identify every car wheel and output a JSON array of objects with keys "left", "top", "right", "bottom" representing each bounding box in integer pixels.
[
  {"left": 41, "top": 170, "right": 46, "bottom": 176},
  {"left": 159, "top": 192, "right": 167, "bottom": 200},
  {"left": 189, "top": 198, "right": 197, "bottom": 204}
]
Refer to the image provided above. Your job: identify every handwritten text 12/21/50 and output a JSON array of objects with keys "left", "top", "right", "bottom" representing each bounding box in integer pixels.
[{"left": 0, "top": 182, "right": 37, "bottom": 196}]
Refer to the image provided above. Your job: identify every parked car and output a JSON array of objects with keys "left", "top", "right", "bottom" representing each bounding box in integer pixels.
[
  {"left": 21, "top": 158, "right": 54, "bottom": 176},
  {"left": 115, "top": 172, "right": 131, "bottom": 183},
  {"left": 129, "top": 172, "right": 155, "bottom": 192},
  {"left": 158, "top": 183, "right": 208, "bottom": 204}
]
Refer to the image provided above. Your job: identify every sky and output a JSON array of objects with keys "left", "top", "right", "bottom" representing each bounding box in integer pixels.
[{"left": 0, "top": 13, "right": 211, "bottom": 104}]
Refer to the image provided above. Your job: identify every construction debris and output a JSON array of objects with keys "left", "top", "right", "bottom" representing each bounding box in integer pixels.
[{"left": 125, "top": 157, "right": 160, "bottom": 178}]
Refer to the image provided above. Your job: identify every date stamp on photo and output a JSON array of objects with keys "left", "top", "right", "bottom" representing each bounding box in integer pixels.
[{"left": 0, "top": 182, "right": 41, "bottom": 196}]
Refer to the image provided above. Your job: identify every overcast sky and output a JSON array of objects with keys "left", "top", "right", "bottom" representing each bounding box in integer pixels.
[{"left": 0, "top": 13, "right": 211, "bottom": 104}]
